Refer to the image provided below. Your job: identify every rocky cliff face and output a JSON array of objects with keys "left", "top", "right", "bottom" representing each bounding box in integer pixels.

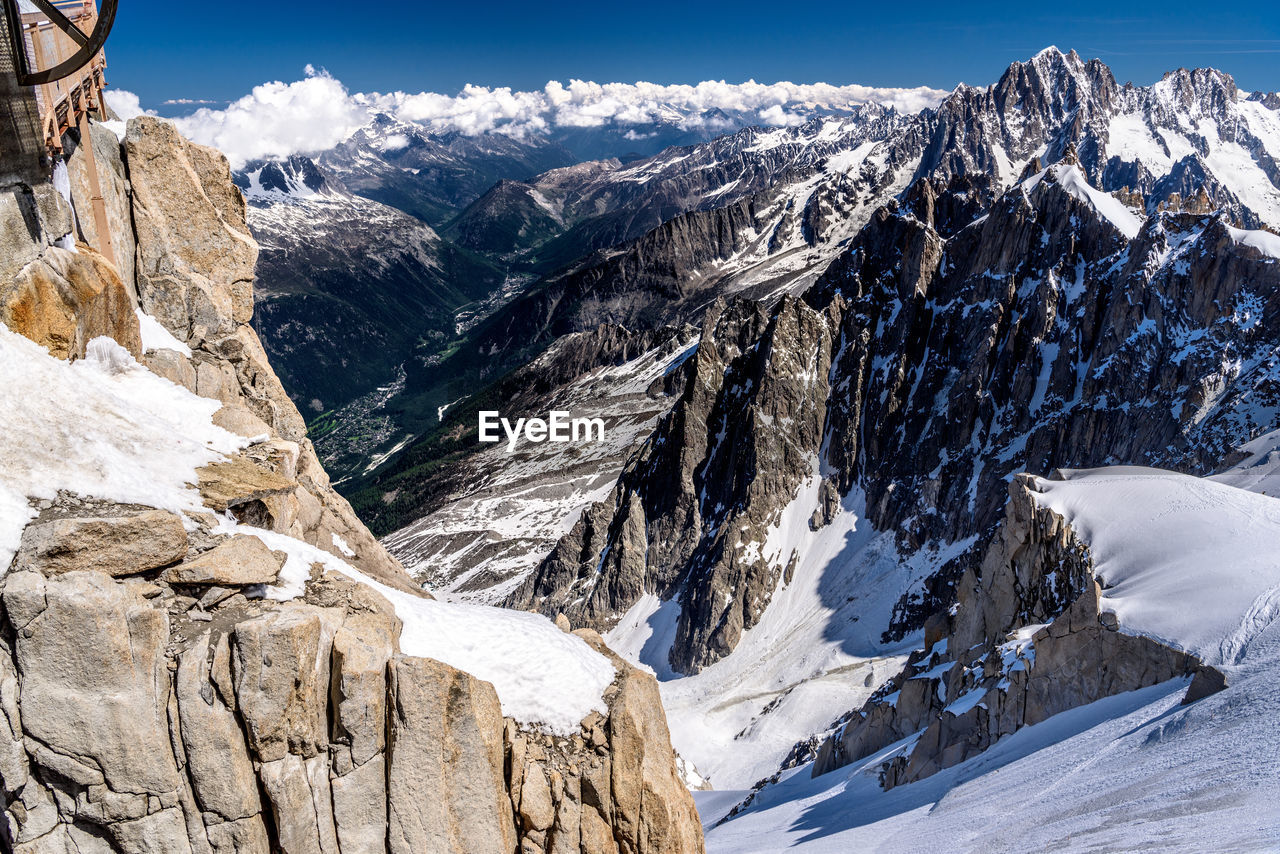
[
  {"left": 510, "top": 295, "right": 837, "bottom": 673},
  {"left": 506, "top": 154, "right": 1280, "bottom": 676},
  {"left": 807, "top": 472, "right": 1221, "bottom": 787},
  {"left": 0, "top": 558, "right": 702, "bottom": 854},
  {"left": 120, "top": 118, "right": 415, "bottom": 592},
  {"left": 243, "top": 51, "right": 1278, "bottom": 522},
  {"left": 377, "top": 52, "right": 1280, "bottom": 600},
  {"left": 0, "top": 116, "right": 704, "bottom": 853}
]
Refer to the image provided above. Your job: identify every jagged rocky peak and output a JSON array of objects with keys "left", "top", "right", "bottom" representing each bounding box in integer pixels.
[
  {"left": 235, "top": 154, "right": 333, "bottom": 200},
  {"left": 917, "top": 46, "right": 1117, "bottom": 184},
  {"left": 510, "top": 293, "right": 838, "bottom": 673},
  {"left": 1000, "top": 46, "right": 1119, "bottom": 121},
  {"left": 1154, "top": 65, "right": 1240, "bottom": 114},
  {"left": 505, "top": 136, "right": 1280, "bottom": 676},
  {"left": 270, "top": 48, "right": 1279, "bottom": 519},
  {"left": 0, "top": 115, "right": 705, "bottom": 853}
]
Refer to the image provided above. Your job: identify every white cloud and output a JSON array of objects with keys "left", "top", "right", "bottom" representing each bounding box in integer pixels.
[
  {"left": 171, "top": 67, "right": 371, "bottom": 168},
  {"left": 381, "top": 133, "right": 411, "bottom": 151},
  {"left": 155, "top": 68, "right": 950, "bottom": 168},
  {"left": 757, "top": 104, "right": 806, "bottom": 127},
  {"left": 103, "top": 89, "right": 153, "bottom": 121}
]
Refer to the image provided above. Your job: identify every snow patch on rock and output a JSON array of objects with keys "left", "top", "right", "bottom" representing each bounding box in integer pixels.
[
  {"left": 239, "top": 523, "right": 616, "bottom": 734},
  {"left": 0, "top": 327, "right": 244, "bottom": 570}
]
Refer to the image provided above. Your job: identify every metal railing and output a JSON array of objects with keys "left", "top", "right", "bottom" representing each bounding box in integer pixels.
[{"left": 15, "top": 0, "right": 107, "bottom": 153}]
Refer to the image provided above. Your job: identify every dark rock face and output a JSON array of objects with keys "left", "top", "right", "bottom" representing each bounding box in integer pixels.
[
  {"left": 809, "top": 474, "right": 1218, "bottom": 787},
  {"left": 508, "top": 158, "right": 1280, "bottom": 674},
  {"left": 812, "top": 175, "right": 1280, "bottom": 639},
  {"left": 473, "top": 199, "right": 764, "bottom": 360},
  {"left": 238, "top": 156, "right": 503, "bottom": 417},
  {"left": 229, "top": 52, "right": 1278, "bottom": 521},
  {"left": 245, "top": 155, "right": 329, "bottom": 196},
  {"left": 510, "top": 295, "right": 837, "bottom": 672},
  {"left": 376, "top": 50, "right": 1279, "bottom": 541}
]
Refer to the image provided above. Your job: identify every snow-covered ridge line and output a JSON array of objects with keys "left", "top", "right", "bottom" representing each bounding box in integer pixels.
[
  {"left": 1031, "top": 467, "right": 1280, "bottom": 666},
  {"left": 240, "top": 521, "right": 616, "bottom": 734},
  {"left": 1023, "top": 163, "right": 1143, "bottom": 238},
  {"left": 1226, "top": 224, "right": 1280, "bottom": 259}
]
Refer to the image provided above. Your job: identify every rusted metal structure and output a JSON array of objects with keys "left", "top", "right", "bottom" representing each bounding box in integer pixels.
[
  {"left": 1, "top": 0, "right": 119, "bottom": 265},
  {"left": 5, "top": 0, "right": 114, "bottom": 153}
]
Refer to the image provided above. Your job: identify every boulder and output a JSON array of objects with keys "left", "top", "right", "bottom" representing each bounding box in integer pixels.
[
  {"left": 13, "top": 509, "right": 187, "bottom": 576},
  {"left": 195, "top": 455, "right": 297, "bottom": 514},
  {"left": 607, "top": 667, "right": 705, "bottom": 854},
  {"left": 0, "top": 244, "right": 141, "bottom": 360},
  {"left": 387, "top": 655, "right": 516, "bottom": 854},
  {"left": 212, "top": 404, "right": 273, "bottom": 439},
  {"left": 330, "top": 621, "right": 394, "bottom": 770},
  {"left": 204, "top": 816, "right": 271, "bottom": 854},
  {"left": 256, "top": 752, "right": 339, "bottom": 854},
  {"left": 105, "top": 807, "right": 194, "bottom": 854},
  {"left": 175, "top": 632, "right": 264, "bottom": 823},
  {"left": 1, "top": 571, "right": 181, "bottom": 796},
  {"left": 330, "top": 754, "right": 388, "bottom": 854},
  {"left": 519, "top": 761, "right": 556, "bottom": 832},
  {"left": 142, "top": 347, "right": 198, "bottom": 392},
  {"left": 161, "top": 535, "right": 286, "bottom": 586},
  {"left": 229, "top": 606, "right": 341, "bottom": 763},
  {"left": 125, "top": 117, "right": 256, "bottom": 343}
]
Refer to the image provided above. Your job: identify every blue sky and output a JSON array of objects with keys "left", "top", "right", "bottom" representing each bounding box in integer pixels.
[{"left": 109, "top": 0, "right": 1278, "bottom": 109}]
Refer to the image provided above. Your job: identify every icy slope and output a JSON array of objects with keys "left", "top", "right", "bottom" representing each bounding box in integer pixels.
[
  {"left": 0, "top": 327, "right": 245, "bottom": 569},
  {"left": 1023, "top": 163, "right": 1143, "bottom": 238},
  {"left": 1211, "top": 426, "right": 1280, "bottom": 495},
  {"left": 707, "top": 467, "right": 1280, "bottom": 851},
  {"left": 705, "top": 671, "right": 1280, "bottom": 852},
  {"left": 606, "top": 475, "right": 969, "bottom": 788},
  {"left": 1034, "top": 467, "right": 1280, "bottom": 665}
]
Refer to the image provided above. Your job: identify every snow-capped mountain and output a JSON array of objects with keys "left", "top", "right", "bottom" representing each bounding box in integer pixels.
[
  {"left": 499, "top": 172, "right": 1280, "bottom": 784},
  {"left": 366, "top": 50, "right": 1280, "bottom": 468},
  {"left": 329, "top": 51, "right": 1280, "bottom": 808},
  {"left": 454, "top": 47, "right": 1280, "bottom": 283},
  {"left": 313, "top": 114, "right": 579, "bottom": 226},
  {"left": 369, "top": 47, "right": 1280, "bottom": 588},
  {"left": 244, "top": 49, "right": 1280, "bottom": 499}
]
